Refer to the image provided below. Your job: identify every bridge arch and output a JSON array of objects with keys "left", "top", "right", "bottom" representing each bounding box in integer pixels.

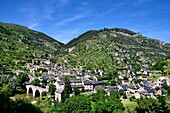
[
  {"left": 26, "top": 85, "right": 48, "bottom": 98},
  {"left": 34, "top": 90, "right": 40, "bottom": 97},
  {"left": 26, "top": 85, "right": 33, "bottom": 94},
  {"left": 28, "top": 87, "right": 33, "bottom": 93}
]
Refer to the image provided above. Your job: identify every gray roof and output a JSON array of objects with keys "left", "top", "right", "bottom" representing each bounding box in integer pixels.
[
  {"left": 56, "top": 88, "right": 64, "bottom": 94},
  {"left": 57, "top": 81, "right": 64, "bottom": 86},
  {"left": 83, "top": 80, "right": 92, "bottom": 85},
  {"left": 105, "top": 86, "right": 118, "bottom": 92},
  {"left": 161, "top": 88, "right": 166, "bottom": 94},
  {"left": 94, "top": 85, "right": 118, "bottom": 92},
  {"left": 120, "top": 84, "right": 128, "bottom": 91},
  {"left": 92, "top": 81, "right": 105, "bottom": 85},
  {"left": 70, "top": 80, "right": 82, "bottom": 83},
  {"left": 71, "top": 84, "right": 84, "bottom": 88}
]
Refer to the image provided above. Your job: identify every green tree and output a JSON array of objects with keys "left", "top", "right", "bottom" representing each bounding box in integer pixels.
[
  {"left": 58, "top": 95, "right": 91, "bottom": 113},
  {"left": 108, "top": 79, "right": 116, "bottom": 86},
  {"left": 48, "top": 84, "right": 56, "bottom": 95},
  {"left": 135, "top": 98, "right": 167, "bottom": 113},
  {"left": 74, "top": 88, "right": 80, "bottom": 96},
  {"left": 41, "top": 79, "right": 47, "bottom": 87},
  {"left": 17, "top": 73, "right": 29, "bottom": 85},
  {"left": 0, "top": 84, "right": 12, "bottom": 96},
  {"left": 157, "top": 95, "right": 170, "bottom": 113},
  {"left": 151, "top": 60, "right": 166, "bottom": 71},
  {"left": 62, "top": 76, "right": 72, "bottom": 102},
  {"left": 91, "top": 91, "right": 124, "bottom": 113},
  {"left": 123, "top": 93, "right": 127, "bottom": 99},
  {"left": 118, "top": 89, "right": 124, "bottom": 96},
  {"left": 155, "top": 86, "right": 160, "bottom": 91},
  {"left": 0, "top": 88, "right": 12, "bottom": 113},
  {"left": 11, "top": 99, "right": 42, "bottom": 113},
  {"left": 0, "top": 86, "right": 42, "bottom": 113},
  {"left": 31, "top": 78, "right": 40, "bottom": 86},
  {"left": 162, "top": 83, "right": 170, "bottom": 95}
]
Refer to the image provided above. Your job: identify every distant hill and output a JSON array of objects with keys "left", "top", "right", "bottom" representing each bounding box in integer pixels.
[
  {"left": 0, "top": 22, "right": 63, "bottom": 73},
  {"left": 1, "top": 22, "right": 170, "bottom": 74},
  {"left": 59, "top": 28, "right": 170, "bottom": 73}
]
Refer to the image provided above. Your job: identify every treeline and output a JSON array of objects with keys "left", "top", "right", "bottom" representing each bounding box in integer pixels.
[
  {"left": 37, "top": 90, "right": 125, "bottom": 113},
  {"left": 36, "top": 89, "right": 170, "bottom": 113},
  {"left": 0, "top": 85, "right": 42, "bottom": 113}
]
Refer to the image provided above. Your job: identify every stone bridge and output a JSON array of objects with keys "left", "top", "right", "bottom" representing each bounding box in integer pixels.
[{"left": 26, "top": 85, "right": 48, "bottom": 98}]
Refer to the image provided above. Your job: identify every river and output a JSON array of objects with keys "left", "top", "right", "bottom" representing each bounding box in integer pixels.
[{"left": 11, "top": 93, "right": 40, "bottom": 103}]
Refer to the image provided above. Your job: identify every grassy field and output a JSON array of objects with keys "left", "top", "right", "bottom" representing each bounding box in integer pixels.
[{"left": 121, "top": 98, "right": 137, "bottom": 113}]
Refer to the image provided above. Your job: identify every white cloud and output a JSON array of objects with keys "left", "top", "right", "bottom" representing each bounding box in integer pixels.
[
  {"left": 44, "top": 0, "right": 70, "bottom": 20},
  {"left": 28, "top": 22, "right": 39, "bottom": 29},
  {"left": 20, "top": 6, "right": 40, "bottom": 29},
  {"left": 55, "top": 15, "right": 86, "bottom": 26}
]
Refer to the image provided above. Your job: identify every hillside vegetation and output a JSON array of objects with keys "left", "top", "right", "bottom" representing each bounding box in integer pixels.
[
  {"left": 59, "top": 28, "right": 170, "bottom": 73},
  {"left": 0, "top": 22, "right": 63, "bottom": 74},
  {"left": 1, "top": 22, "right": 170, "bottom": 74}
]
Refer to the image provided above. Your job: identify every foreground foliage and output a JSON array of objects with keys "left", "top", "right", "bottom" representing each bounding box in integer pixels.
[
  {"left": 135, "top": 96, "right": 170, "bottom": 113},
  {"left": 36, "top": 90, "right": 125, "bottom": 113},
  {"left": 0, "top": 86, "right": 42, "bottom": 113}
]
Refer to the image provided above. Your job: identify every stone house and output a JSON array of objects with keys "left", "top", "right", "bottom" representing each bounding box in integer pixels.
[
  {"left": 133, "top": 92, "right": 141, "bottom": 99},
  {"left": 122, "top": 80, "right": 129, "bottom": 85},
  {"left": 82, "top": 80, "right": 93, "bottom": 91},
  {"left": 55, "top": 88, "right": 64, "bottom": 102}
]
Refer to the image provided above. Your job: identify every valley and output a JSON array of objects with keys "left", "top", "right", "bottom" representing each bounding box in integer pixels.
[{"left": 0, "top": 22, "right": 170, "bottom": 113}]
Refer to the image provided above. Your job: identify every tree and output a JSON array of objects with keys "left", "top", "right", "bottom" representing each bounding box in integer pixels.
[
  {"left": 155, "top": 86, "right": 160, "bottom": 91},
  {"left": 74, "top": 88, "right": 80, "bottom": 96},
  {"left": 0, "top": 87, "right": 42, "bottom": 113},
  {"left": 0, "top": 84, "right": 12, "bottom": 96},
  {"left": 162, "top": 83, "right": 170, "bottom": 95},
  {"left": 91, "top": 89, "right": 106, "bottom": 102},
  {"left": 41, "top": 79, "right": 47, "bottom": 87},
  {"left": 34, "top": 72, "right": 41, "bottom": 77},
  {"left": 118, "top": 89, "right": 124, "bottom": 96},
  {"left": 151, "top": 60, "right": 166, "bottom": 71},
  {"left": 62, "top": 76, "right": 72, "bottom": 102},
  {"left": 0, "top": 87, "right": 12, "bottom": 113},
  {"left": 17, "top": 73, "right": 29, "bottom": 85},
  {"left": 48, "top": 84, "right": 56, "bottom": 95},
  {"left": 135, "top": 98, "right": 165, "bottom": 113},
  {"left": 123, "top": 93, "right": 127, "bottom": 99},
  {"left": 157, "top": 95, "right": 170, "bottom": 113},
  {"left": 31, "top": 78, "right": 40, "bottom": 86},
  {"left": 110, "top": 79, "right": 116, "bottom": 86},
  {"left": 91, "top": 91, "right": 124, "bottom": 113},
  {"left": 59, "top": 95, "right": 91, "bottom": 113},
  {"left": 11, "top": 99, "right": 42, "bottom": 113}
]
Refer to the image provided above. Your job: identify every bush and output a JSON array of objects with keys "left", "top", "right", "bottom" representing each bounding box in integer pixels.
[
  {"left": 123, "top": 93, "right": 127, "bottom": 99},
  {"left": 130, "top": 96, "right": 135, "bottom": 101}
]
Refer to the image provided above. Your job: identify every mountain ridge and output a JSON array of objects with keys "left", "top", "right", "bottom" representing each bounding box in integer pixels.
[
  {"left": 1, "top": 22, "right": 170, "bottom": 74},
  {"left": 59, "top": 28, "right": 170, "bottom": 73},
  {"left": 0, "top": 22, "right": 63, "bottom": 73}
]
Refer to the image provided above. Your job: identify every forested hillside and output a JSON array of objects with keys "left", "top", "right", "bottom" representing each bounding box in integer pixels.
[
  {"left": 58, "top": 28, "right": 170, "bottom": 73},
  {"left": 0, "top": 22, "right": 63, "bottom": 74}
]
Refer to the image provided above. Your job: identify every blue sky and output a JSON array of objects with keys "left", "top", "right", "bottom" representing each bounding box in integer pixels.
[{"left": 1, "top": 0, "right": 170, "bottom": 43}]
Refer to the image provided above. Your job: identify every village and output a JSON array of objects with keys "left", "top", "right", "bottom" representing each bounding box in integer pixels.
[{"left": 24, "top": 59, "right": 170, "bottom": 104}]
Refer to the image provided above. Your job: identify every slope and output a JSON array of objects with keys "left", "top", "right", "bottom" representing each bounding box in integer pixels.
[
  {"left": 0, "top": 22, "right": 63, "bottom": 73},
  {"left": 59, "top": 28, "right": 170, "bottom": 73}
]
